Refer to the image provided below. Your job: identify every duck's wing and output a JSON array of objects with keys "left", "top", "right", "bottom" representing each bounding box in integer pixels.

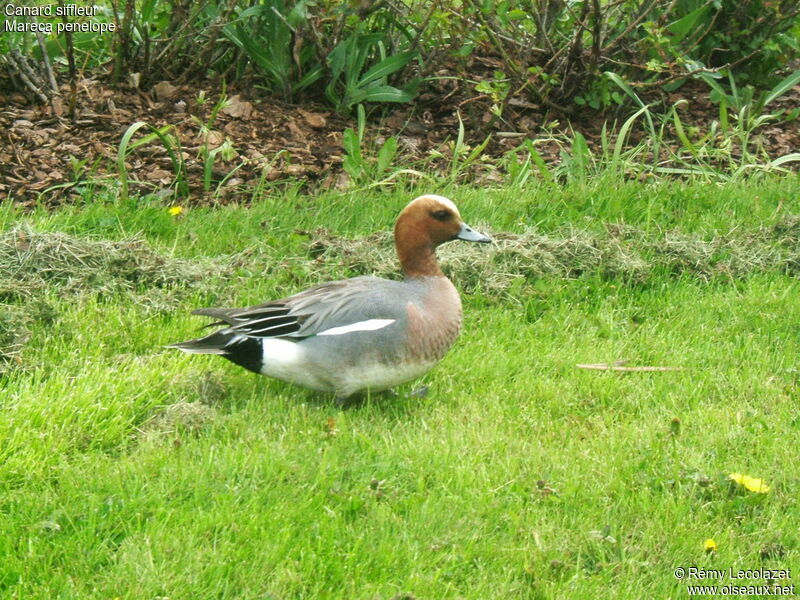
[{"left": 192, "top": 276, "right": 409, "bottom": 339}]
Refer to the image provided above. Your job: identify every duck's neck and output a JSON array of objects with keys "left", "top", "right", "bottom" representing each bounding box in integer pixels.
[
  {"left": 395, "top": 214, "right": 445, "bottom": 278},
  {"left": 397, "top": 240, "right": 444, "bottom": 278},
  {"left": 394, "top": 221, "right": 444, "bottom": 277}
]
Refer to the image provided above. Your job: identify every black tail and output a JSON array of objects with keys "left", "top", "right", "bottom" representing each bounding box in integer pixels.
[{"left": 167, "top": 331, "right": 264, "bottom": 373}]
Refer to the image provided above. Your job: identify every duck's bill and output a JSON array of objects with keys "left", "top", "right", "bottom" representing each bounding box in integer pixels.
[{"left": 456, "top": 222, "right": 492, "bottom": 243}]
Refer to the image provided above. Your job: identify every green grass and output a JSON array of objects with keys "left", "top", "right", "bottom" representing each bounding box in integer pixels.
[{"left": 1, "top": 177, "right": 799, "bottom": 598}]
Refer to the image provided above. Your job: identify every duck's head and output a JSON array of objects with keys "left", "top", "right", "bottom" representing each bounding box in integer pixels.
[{"left": 394, "top": 195, "right": 491, "bottom": 277}]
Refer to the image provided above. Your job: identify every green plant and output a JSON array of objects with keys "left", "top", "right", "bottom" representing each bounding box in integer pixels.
[
  {"left": 325, "top": 30, "right": 420, "bottom": 114},
  {"left": 684, "top": 0, "right": 799, "bottom": 86},
  {"left": 117, "top": 122, "right": 188, "bottom": 201},
  {"left": 341, "top": 120, "right": 396, "bottom": 187},
  {"left": 696, "top": 70, "right": 800, "bottom": 132},
  {"left": 203, "top": 140, "right": 240, "bottom": 194},
  {"left": 223, "top": 0, "right": 323, "bottom": 101},
  {"left": 666, "top": 69, "right": 800, "bottom": 175},
  {"left": 338, "top": 106, "right": 429, "bottom": 188},
  {"left": 574, "top": 76, "right": 625, "bottom": 110},
  {"left": 475, "top": 70, "right": 512, "bottom": 117},
  {"left": 502, "top": 139, "right": 553, "bottom": 188},
  {"left": 191, "top": 90, "right": 230, "bottom": 133},
  {"left": 187, "top": 91, "right": 243, "bottom": 193},
  {"left": 441, "top": 113, "right": 491, "bottom": 184},
  {"left": 440, "top": 0, "right": 800, "bottom": 112},
  {"left": 557, "top": 131, "right": 593, "bottom": 185}
]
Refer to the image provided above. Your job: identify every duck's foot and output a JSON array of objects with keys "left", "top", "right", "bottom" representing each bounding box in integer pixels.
[
  {"left": 409, "top": 385, "right": 429, "bottom": 399},
  {"left": 334, "top": 395, "right": 358, "bottom": 409}
]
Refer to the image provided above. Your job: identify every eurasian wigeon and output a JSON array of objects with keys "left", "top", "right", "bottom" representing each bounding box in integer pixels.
[{"left": 168, "top": 195, "right": 491, "bottom": 398}]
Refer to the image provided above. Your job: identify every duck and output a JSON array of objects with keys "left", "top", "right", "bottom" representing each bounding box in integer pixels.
[{"left": 168, "top": 195, "right": 491, "bottom": 398}]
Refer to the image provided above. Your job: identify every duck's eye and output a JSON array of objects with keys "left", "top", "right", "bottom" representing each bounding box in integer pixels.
[{"left": 431, "top": 209, "right": 451, "bottom": 221}]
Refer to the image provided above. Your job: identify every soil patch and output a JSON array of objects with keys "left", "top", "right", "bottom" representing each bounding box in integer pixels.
[{"left": 2, "top": 76, "right": 799, "bottom": 206}]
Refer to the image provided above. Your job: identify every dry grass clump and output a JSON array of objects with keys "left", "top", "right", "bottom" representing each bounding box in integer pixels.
[
  {"left": 139, "top": 401, "right": 219, "bottom": 440},
  {"left": 3, "top": 217, "right": 799, "bottom": 373},
  {"left": 0, "top": 301, "right": 57, "bottom": 374},
  {"left": 0, "top": 228, "right": 219, "bottom": 302},
  {"left": 452, "top": 229, "right": 649, "bottom": 291},
  {"left": 0, "top": 227, "right": 229, "bottom": 373},
  {"left": 644, "top": 225, "right": 796, "bottom": 280},
  {"left": 302, "top": 218, "right": 800, "bottom": 293},
  {"left": 138, "top": 373, "right": 228, "bottom": 441},
  {"left": 0, "top": 305, "right": 30, "bottom": 373},
  {"left": 771, "top": 215, "right": 800, "bottom": 239},
  {"left": 303, "top": 227, "right": 651, "bottom": 294}
]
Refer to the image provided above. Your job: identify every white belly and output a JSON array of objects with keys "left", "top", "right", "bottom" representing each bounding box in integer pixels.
[
  {"left": 259, "top": 338, "right": 436, "bottom": 397},
  {"left": 332, "top": 360, "right": 438, "bottom": 397}
]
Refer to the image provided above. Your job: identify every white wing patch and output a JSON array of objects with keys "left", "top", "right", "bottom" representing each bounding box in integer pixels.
[{"left": 317, "top": 319, "right": 396, "bottom": 336}]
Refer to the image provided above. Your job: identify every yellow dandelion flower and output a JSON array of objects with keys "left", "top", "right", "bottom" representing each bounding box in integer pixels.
[
  {"left": 729, "top": 472, "right": 770, "bottom": 494},
  {"left": 168, "top": 206, "right": 184, "bottom": 216},
  {"left": 704, "top": 538, "right": 717, "bottom": 553}
]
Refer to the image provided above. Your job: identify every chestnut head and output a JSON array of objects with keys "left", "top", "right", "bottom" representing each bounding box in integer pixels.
[{"left": 394, "top": 195, "right": 491, "bottom": 277}]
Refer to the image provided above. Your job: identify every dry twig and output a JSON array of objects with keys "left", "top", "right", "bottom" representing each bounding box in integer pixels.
[{"left": 576, "top": 361, "right": 685, "bottom": 372}]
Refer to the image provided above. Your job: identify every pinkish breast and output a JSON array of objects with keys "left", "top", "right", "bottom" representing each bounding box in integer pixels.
[{"left": 404, "top": 276, "right": 463, "bottom": 363}]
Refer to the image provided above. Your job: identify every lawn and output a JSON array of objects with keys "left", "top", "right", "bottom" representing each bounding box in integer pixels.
[{"left": 1, "top": 177, "right": 798, "bottom": 598}]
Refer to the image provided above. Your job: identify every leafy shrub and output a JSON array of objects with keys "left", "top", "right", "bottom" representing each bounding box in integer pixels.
[
  {"left": 222, "top": 0, "right": 323, "bottom": 101},
  {"left": 2, "top": 0, "right": 798, "bottom": 113},
  {"left": 324, "top": 30, "right": 419, "bottom": 113},
  {"left": 689, "top": 0, "right": 800, "bottom": 84},
  {"left": 427, "top": 0, "right": 800, "bottom": 110}
]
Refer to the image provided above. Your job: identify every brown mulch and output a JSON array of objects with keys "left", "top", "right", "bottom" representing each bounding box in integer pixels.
[
  {"left": 1, "top": 72, "right": 799, "bottom": 207},
  {"left": 0, "top": 78, "right": 352, "bottom": 205}
]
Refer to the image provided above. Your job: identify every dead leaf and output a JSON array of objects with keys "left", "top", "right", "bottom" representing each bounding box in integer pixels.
[
  {"left": 200, "top": 130, "right": 225, "bottom": 149},
  {"left": 147, "top": 169, "right": 173, "bottom": 185},
  {"left": 334, "top": 171, "right": 350, "bottom": 190},
  {"left": 221, "top": 94, "right": 253, "bottom": 119},
  {"left": 152, "top": 81, "right": 178, "bottom": 100},
  {"left": 535, "top": 479, "right": 558, "bottom": 496},
  {"left": 300, "top": 109, "right": 327, "bottom": 128},
  {"left": 287, "top": 119, "right": 307, "bottom": 140},
  {"left": 51, "top": 96, "right": 65, "bottom": 117},
  {"left": 284, "top": 164, "right": 307, "bottom": 176}
]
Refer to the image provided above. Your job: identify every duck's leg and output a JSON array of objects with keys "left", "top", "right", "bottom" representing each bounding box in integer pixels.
[
  {"left": 382, "top": 386, "right": 428, "bottom": 399},
  {"left": 410, "top": 385, "right": 429, "bottom": 398},
  {"left": 334, "top": 395, "right": 357, "bottom": 409}
]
